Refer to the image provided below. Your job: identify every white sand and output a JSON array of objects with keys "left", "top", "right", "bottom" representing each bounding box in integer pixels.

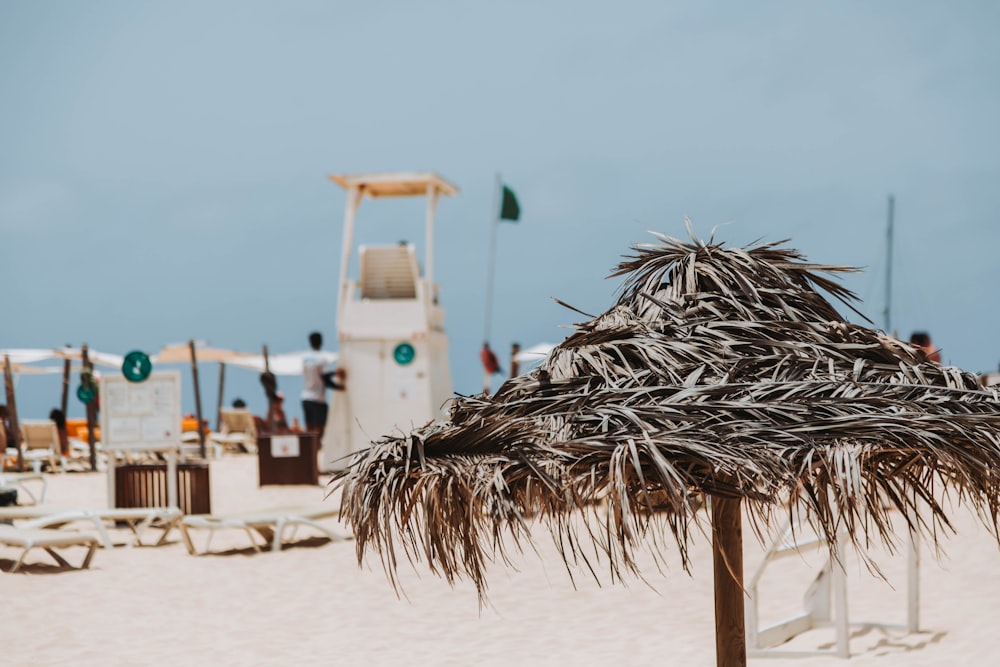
[{"left": 4, "top": 455, "right": 1000, "bottom": 666}]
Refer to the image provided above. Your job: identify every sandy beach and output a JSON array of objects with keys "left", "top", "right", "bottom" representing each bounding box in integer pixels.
[{"left": 4, "top": 454, "right": 1000, "bottom": 666}]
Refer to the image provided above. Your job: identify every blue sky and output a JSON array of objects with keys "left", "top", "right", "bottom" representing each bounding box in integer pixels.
[{"left": 2, "top": 0, "right": 999, "bottom": 421}]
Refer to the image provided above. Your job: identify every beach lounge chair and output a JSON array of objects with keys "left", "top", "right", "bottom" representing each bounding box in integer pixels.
[
  {"left": 179, "top": 417, "right": 223, "bottom": 459},
  {"left": 178, "top": 504, "right": 349, "bottom": 555},
  {"left": 208, "top": 408, "right": 258, "bottom": 454},
  {"left": 19, "top": 420, "right": 63, "bottom": 472},
  {"left": 0, "top": 471, "right": 49, "bottom": 504},
  {"left": 0, "top": 506, "right": 183, "bottom": 548},
  {"left": 0, "top": 525, "right": 99, "bottom": 573}
]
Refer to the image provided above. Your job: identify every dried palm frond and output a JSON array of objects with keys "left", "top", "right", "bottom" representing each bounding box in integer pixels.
[{"left": 332, "top": 230, "right": 1000, "bottom": 601}]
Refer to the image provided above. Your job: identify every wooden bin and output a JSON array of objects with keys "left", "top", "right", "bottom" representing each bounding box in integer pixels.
[
  {"left": 257, "top": 433, "right": 319, "bottom": 486},
  {"left": 114, "top": 462, "right": 211, "bottom": 515}
]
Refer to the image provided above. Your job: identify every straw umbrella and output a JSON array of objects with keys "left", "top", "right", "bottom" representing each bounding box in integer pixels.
[{"left": 333, "top": 231, "right": 1000, "bottom": 667}]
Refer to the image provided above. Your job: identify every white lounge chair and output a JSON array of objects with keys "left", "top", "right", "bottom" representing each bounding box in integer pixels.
[
  {"left": 0, "top": 525, "right": 100, "bottom": 573},
  {"left": 179, "top": 504, "right": 349, "bottom": 555},
  {"left": 0, "top": 506, "right": 183, "bottom": 548},
  {"left": 0, "top": 471, "right": 49, "bottom": 504}
]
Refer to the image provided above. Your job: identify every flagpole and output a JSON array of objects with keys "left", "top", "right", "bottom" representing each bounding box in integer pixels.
[
  {"left": 884, "top": 194, "right": 894, "bottom": 336},
  {"left": 483, "top": 172, "right": 502, "bottom": 343}
]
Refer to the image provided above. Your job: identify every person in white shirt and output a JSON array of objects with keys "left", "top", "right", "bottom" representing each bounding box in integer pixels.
[{"left": 301, "top": 331, "right": 345, "bottom": 439}]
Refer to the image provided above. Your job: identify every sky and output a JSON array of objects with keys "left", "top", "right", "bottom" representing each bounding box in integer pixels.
[{"left": 2, "top": 0, "right": 999, "bottom": 423}]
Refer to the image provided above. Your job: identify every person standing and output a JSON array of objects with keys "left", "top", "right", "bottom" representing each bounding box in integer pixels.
[
  {"left": 268, "top": 392, "right": 290, "bottom": 432},
  {"left": 301, "top": 331, "right": 345, "bottom": 440},
  {"left": 49, "top": 408, "right": 70, "bottom": 457}
]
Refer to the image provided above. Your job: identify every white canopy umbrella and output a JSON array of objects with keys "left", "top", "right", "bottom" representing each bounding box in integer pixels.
[
  {"left": 50, "top": 347, "right": 124, "bottom": 369},
  {"left": 0, "top": 348, "right": 59, "bottom": 365},
  {"left": 0, "top": 348, "right": 123, "bottom": 369},
  {"left": 513, "top": 342, "right": 557, "bottom": 365},
  {"left": 151, "top": 342, "right": 257, "bottom": 456},
  {"left": 1, "top": 346, "right": 119, "bottom": 471},
  {"left": 225, "top": 350, "right": 339, "bottom": 376},
  {"left": 152, "top": 343, "right": 253, "bottom": 365}
]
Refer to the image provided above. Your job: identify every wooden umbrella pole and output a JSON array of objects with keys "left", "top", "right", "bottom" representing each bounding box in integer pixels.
[
  {"left": 263, "top": 345, "right": 273, "bottom": 432},
  {"left": 510, "top": 342, "right": 520, "bottom": 379},
  {"left": 712, "top": 494, "right": 747, "bottom": 667},
  {"left": 216, "top": 362, "right": 226, "bottom": 432},
  {"left": 60, "top": 355, "right": 71, "bottom": 417},
  {"left": 82, "top": 345, "right": 98, "bottom": 471},
  {"left": 3, "top": 354, "right": 25, "bottom": 472},
  {"left": 189, "top": 340, "right": 206, "bottom": 459}
]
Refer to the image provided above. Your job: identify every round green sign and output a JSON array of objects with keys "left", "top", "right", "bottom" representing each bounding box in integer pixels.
[
  {"left": 77, "top": 383, "right": 97, "bottom": 404},
  {"left": 393, "top": 342, "right": 415, "bottom": 366},
  {"left": 122, "top": 350, "right": 152, "bottom": 383}
]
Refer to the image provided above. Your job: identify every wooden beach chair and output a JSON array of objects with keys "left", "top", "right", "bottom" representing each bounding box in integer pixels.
[
  {"left": 19, "top": 420, "right": 63, "bottom": 472},
  {"left": 208, "top": 408, "right": 258, "bottom": 454},
  {"left": 179, "top": 504, "right": 350, "bottom": 555},
  {"left": 0, "top": 525, "right": 100, "bottom": 573}
]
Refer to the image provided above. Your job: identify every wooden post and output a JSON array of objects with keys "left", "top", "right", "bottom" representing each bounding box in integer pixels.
[
  {"left": 263, "top": 345, "right": 274, "bottom": 432},
  {"left": 60, "top": 353, "right": 71, "bottom": 418},
  {"left": 216, "top": 362, "right": 226, "bottom": 432},
  {"left": 189, "top": 340, "right": 206, "bottom": 459},
  {"left": 3, "top": 354, "right": 25, "bottom": 472},
  {"left": 712, "top": 494, "right": 747, "bottom": 667},
  {"left": 82, "top": 345, "right": 98, "bottom": 471},
  {"left": 510, "top": 342, "right": 520, "bottom": 379}
]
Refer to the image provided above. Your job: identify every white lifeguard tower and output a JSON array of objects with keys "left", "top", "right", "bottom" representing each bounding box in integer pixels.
[{"left": 321, "top": 172, "right": 457, "bottom": 471}]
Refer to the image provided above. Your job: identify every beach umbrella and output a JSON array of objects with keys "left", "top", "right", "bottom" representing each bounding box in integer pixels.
[
  {"left": 221, "top": 347, "right": 338, "bottom": 431},
  {"left": 333, "top": 230, "right": 1000, "bottom": 667},
  {"left": 50, "top": 346, "right": 124, "bottom": 369},
  {"left": 511, "top": 341, "right": 556, "bottom": 376},
  {"left": 153, "top": 343, "right": 248, "bottom": 365},
  {"left": 512, "top": 341, "right": 556, "bottom": 363},
  {"left": 224, "top": 350, "right": 339, "bottom": 376},
  {"left": 49, "top": 346, "right": 122, "bottom": 422},
  {"left": 0, "top": 349, "right": 60, "bottom": 365},
  {"left": 153, "top": 342, "right": 252, "bottom": 457},
  {"left": 2, "top": 347, "right": 121, "bottom": 470}
]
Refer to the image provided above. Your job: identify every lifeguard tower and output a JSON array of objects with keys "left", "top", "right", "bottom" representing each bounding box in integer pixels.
[{"left": 321, "top": 172, "right": 457, "bottom": 471}]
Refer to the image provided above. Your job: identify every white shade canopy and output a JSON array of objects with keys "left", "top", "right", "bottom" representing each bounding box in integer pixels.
[
  {"left": 50, "top": 347, "right": 124, "bottom": 369},
  {"left": 225, "top": 350, "right": 339, "bottom": 376},
  {"left": 1, "top": 347, "right": 123, "bottom": 369},
  {"left": 153, "top": 343, "right": 252, "bottom": 365},
  {"left": 513, "top": 342, "right": 557, "bottom": 364},
  {"left": 1, "top": 349, "right": 56, "bottom": 365}
]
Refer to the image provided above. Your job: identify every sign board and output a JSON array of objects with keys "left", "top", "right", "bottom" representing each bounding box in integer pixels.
[
  {"left": 271, "top": 435, "right": 300, "bottom": 458},
  {"left": 393, "top": 342, "right": 415, "bottom": 366},
  {"left": 99, "top": 371, "right": 182, "bottom": 452}
]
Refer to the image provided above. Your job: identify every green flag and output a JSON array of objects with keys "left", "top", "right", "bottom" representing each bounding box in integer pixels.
[{"left": 499, "top": 185, "right": 520, "bottom": 222}]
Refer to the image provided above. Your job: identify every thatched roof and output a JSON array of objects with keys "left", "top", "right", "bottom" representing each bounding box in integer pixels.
[{"left": 333, "top": 231, "right": 1000, "bottom": 598}]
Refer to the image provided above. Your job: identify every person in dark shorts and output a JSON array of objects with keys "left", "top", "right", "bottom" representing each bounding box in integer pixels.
[{"left": 301, "top": 331, "right": 345, "bottom": 439}]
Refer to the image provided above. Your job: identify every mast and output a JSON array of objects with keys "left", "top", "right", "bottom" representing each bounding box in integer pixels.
[{"left": 883, "top": 194, "right": 894, "bottom": 335}]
